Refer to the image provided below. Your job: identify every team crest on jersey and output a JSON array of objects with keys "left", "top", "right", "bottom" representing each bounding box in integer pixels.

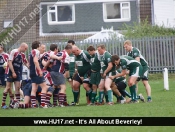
[
  {"left": 122, "top": 65, "right": 126, "bottom": 69},
  {"left": 107, "top": 58, "right": 111, "bottom": 62},
  {"left": 100, "top": 62, "right": 105, "bottom": 67},
  {"left": 91, "top": 58, "right": 95, "bottom": 63},
  {"left": 134, "top": 53, "right": 138, "bottom": 56}
]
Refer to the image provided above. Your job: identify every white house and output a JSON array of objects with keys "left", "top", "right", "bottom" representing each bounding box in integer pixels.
[{"left": 153, "top": 0, "right": 175, "bottom": 28}]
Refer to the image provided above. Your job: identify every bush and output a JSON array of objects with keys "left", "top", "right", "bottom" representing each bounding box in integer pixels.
[
  {"left": 0, "top": 27, "right": 13, "bottom": 45},
  {"left": 121, "top": 19, "right": 175, "bottom": 38}
]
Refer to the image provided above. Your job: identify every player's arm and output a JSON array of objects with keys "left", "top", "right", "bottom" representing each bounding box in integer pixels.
[
  {"left": 63, "top": 53, "right": 70, "bottom": 78},
  {"left": 109, "top": 60, "right": 127, "bottom": 80},
  {"left": 26, "top": 66, "right": 30, "bottom": 80},
  {"left": 75, "top": 64, "right": 78, "bottom": 73},
  {"left": 114, "top": 69, "right": 127, "bottom": 78},
  {"left": 33, "top": 55, "right": 42, "bottom": 76},
  {"left": 135, "top": 57, "right": 140, "bottom": 62},
  {"left": 118, "top": 66, "right": 129, "bottom": 75},
  {"left": 22, "top": 54, "right": 29, "bottom": 68},
  {"left": 24, "top": 60, "right": 29, "bottom": 69},
  {"left": 8, "top": 50, "right": 16, "bottom": 75},
  {"left": 42, "top": 59, "right": 49, "bottom": 70},
  {"left": 4, "top": 54, "right": 9, "bottom": 63},
  {"left": 42, "top": 53, "right": 52, "bottom": 69},
  {"left": 3, "top": 54, "right": 9, "bottom": 70},
  {"left": 103, "top": 54, "right": 113, "bottom": 77},
  {"left": 72, "top": 63, "right": 78, "bottom": 79},
  {"left": 64, "top": 63, "right": 70, "bottom": 78},
  {"left": 133, "top": 50, "right": 140, "bottom": 62},
  {"left": 42, "top": 58, "right": 53, "bottom": 69},
  {"left": 42, "top": 59, "right": 47, "bottom": 67},
  {"left": 8, "top": 60, "right": 15, "bottom": 74},
  {"left": 103, "top": 62, "right": 113, "bottom": 76},
  {"left": 50, "top": 54, "right": 62, "bottom": 60},
  {"left": 24, "top": 63, "right": 29, "bottom": 69}
]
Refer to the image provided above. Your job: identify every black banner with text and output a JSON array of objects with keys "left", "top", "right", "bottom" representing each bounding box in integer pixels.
[{"left": 0, "top": 117, "right": 174, "bottom": 126}]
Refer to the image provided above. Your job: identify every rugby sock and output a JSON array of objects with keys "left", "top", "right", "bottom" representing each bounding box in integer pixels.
[
  {"left": 9, "top": 94, "right": 14, "bottom": 101},
  {"left": 53, "top": 88, "right": 59, "bottom": 106},
  {"left": 30, "top": 95, "right": 37, "bottom": 108},
  {"left": 113, "top": 92, "right": 120, "bottom": 99},
  {"left": 9, "top": 94, "right": 15, "bottom": 108},
  {"left": 63, "top": 94, "right": 69, "bottom": 106},
  {"left": 2, "top": 92, "right": 8, "bottom": 106},
  {"left": 78, "top": 86, "right": 80, "bottom": 103},
  {"left": 87, "top": 90, "right": 92, "bottom": 103},
  {"left": 58, "top": 93, "right": 64, "bottom": 104},
  {"left": 105, "top": 92, "right": 109, "bottom": 103},
  {"left": 86, "top": 92, "right": 90, "bottom": 104},
  {"left": 19, "top": 104, "right": 23, "bottom": 108},
  {"left": 41, "top": 93, "right": 46, "bottom": 107},
  {"left": 45, "top": 94, "right": 52, "bottom": 106},
  {"left": 95, "top": 96, "right": 99, "bottom": 102},
  {"left": 129, "top": 85, "right": 137, "bottom": 101},
  {"left": 91, "top": 92, "right": 97, "bottom": 103},
  {"left": 123, "top": 90, "right": 131, "bottom": 98},
  {"left": 15, "top": 94, "right": 20, "bottom": 102},
  {"left": 64, "top": 94, "right": 67, "bottom": 103},
  {"left": 98, "top": 91, "right": 104, "bottom": 103},
  {"left": 107, "top": 90, "right": 113, "bottom": 102},
  {"left": 53, "top": 94, "right": 58, "bottom": 106},
  {"left": 147, "top": 96, "right": 152, "bottom": 100},
  {"left": 58, "top": 93, "right": 65, "bottom": 105},
  {"left": 25, "top": 104, "right": 30, "bottom": 108},
  {"left": 73, "top": 90, "right": 79, "bottom": 103},
  {"left": 119, "top": 95, "right": 124, "bottom": 100},
  {"left": 113, "top": 92, "right": 118, "bottom": 98},
  {"left": 19, "top": 104, "right": 30, "bottom": 108},
  {"left": 136, "top": 95, "right": 140, "bottom": 99}
]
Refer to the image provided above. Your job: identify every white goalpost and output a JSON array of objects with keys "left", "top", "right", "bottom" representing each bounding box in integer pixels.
[{"left": 163, "top": 68, "right": 169, "bottom": 91}]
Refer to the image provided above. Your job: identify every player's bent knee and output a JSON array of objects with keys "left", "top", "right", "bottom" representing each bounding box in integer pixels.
[
  {"left": 73, "top": 84, "right": 80, "bottom": 91},
  {"left": 128, "top": 81, "right": 135, "bottom": 87},
  {"left": 83, "top": 83, "right": 90, "bottom": 90}
]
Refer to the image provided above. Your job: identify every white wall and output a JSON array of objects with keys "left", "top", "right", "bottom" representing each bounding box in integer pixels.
[{"left": 154, "top": 0, "right": 175, "bottom": 28}]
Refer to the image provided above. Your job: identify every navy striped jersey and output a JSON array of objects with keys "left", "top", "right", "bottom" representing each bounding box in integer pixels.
[
  {"left": 51, "top": 50, "right": 70, "bottom": 73},
  {"left": 29, "top": 49, "right": 40, "bottom": 77},
  {"left": 5, "top": 49, "right": 27, "bottom": 74},
  {"left": 39, "top": 51, "right": 51, "bottom": 71},
  {"left": 0, "top": 52, "right": 9, "bottom": 74}
]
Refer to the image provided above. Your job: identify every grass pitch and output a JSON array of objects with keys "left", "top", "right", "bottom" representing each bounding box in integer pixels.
[{"left": 0, "top": 73, "right": 175, "bottom": 131}]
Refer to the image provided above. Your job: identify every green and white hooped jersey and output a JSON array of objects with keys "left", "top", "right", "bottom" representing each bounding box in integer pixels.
[
  {"left": 127, "top": 47, "right": 148, "bottom": 67},
  {"left": 90, "top": 51, "right": 101, "bottom": 72},
  {"left": 119, "top": 55, "right": 141, "bottom": 70},
  {"left": 69, "top": 53, "right": 75, "bottom": 73},
  {"left": 100, "top": 51, "right": 115, "bottom": 74},
  {"left": 75, "top": 50, "right": 91, "bottom": 77}
]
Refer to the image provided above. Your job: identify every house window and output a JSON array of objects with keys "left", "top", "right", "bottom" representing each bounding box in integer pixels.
[
  {"left": 47, "top": 4, "right": 75, "bottom": 25},
  {"left": 3, "top": 20, "right": 13, "bottom": 28},
  {"left": 103, "top": 2, "right": 131, "bottom": 22}
]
